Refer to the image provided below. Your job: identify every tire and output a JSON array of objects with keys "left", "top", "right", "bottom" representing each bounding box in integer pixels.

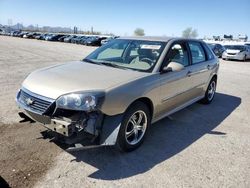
[
  {"left": 116, "top": 101, "right": 151, "bottom": 152},
  {"left": 243, "top": 55, "right": 247, "bottom": 62},
  {"left": 201, "top": 78, "right": 217, "bottom": 104}
]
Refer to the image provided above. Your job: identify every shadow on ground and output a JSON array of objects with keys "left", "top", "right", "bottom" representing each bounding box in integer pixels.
[
  {"left": 0, "top": 176, "right": 10, "bottom": 188},
  {"left": 49, "top": 92, "right": 241, "bottom": 180}
]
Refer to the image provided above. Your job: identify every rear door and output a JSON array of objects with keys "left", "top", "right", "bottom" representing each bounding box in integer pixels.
[{"left": 187, "top": 41, "right": 212, "bottom": 96}]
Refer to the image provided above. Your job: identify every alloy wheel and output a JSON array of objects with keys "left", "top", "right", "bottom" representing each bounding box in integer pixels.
[
  {"left": 125, "top": 110, "right": 147, "bottom": 145},
  {"left": 208, "top": 81, "right": 216, "bottom": 101}
]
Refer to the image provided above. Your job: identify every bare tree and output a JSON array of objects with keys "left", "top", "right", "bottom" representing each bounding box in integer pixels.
[
  {"left": 182, "top": 27, "right": 198, "bottom": 38},
  {"left": 134, "top": 28, "right": 145, "bottom": 36}
]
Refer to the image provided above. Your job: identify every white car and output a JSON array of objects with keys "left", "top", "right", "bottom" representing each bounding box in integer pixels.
[{"left": 222, "top": 45, "right": 250, "bottom": 61}]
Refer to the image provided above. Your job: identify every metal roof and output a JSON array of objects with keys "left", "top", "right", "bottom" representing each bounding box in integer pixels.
[
  {"left": 118, "top": 36, "right": 203, "bottom": 42},
  {"left": 118, "top": 36, "right": 174, "bottom": 42}
]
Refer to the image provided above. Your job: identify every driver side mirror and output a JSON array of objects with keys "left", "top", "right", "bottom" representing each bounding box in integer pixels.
[{"left": 161, "top": 62, "right": 184, "bottom": 74}]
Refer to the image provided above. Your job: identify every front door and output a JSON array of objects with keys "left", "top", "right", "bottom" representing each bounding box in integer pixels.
[{"left": 157, "top": 42, "right": 197, "bottom": 118}]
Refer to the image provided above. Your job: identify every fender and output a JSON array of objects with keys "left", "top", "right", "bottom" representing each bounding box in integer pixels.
[{"left": 100, "top": 114, "right": 123, "bottom": 145}]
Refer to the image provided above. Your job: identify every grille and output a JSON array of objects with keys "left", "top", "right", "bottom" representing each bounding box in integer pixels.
[
  {"left": 228, "top": 53, "right": 236, "bottom": 55},
  {"left": 19, "top": 89, "right": 54, "bottom": 114}
]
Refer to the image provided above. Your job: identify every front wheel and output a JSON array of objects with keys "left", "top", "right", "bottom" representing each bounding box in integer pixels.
[
  {"left": 201, "top": 78, "right": 217, "bottom": 104},
  {"left": 116, "top": 101, "right": 151, "bottom": 152}
]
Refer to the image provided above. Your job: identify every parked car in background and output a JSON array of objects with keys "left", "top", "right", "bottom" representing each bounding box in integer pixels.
[
  {"left": 207, "top": 43, "right": 225, "bottom": 57},
  {"left": 64, "top": 35, "right": 77, "bottom": 43},
  {"left": 17, "top": 32, "right": 28, "bottom": 38},
  {"left": 47, "top": 34, "right": 65, "bottom": 41},
  {"left": 34, "top": 33, "right": 42, "bottom": 39},
  {"left": 222, "top": 45, "right": 250, "bottom": 61},
  {"left": 22, "top": 33, "right": 28, "bottom": 38},
  {"left": 84, "top": 36, "right": 107, "bottom": 46},
  {"left": 58, "top": 35, "right": 70, "bottom": 42},
  {"left": 13, "top": 31, "right": 22, "bottom": 37},
  {"left": 44, "top": 34, "right": 54, "bottom": 41},
  {"left": 16, "top": 37, "right": 219, "bottom": 152},
  {"left": 23, "top": 32, "right": 40, "bottom": 39},
  {"left": 37, "top": 33, "right": 49, "bottom": 40},
  {"left": 10, "top": 31, "right": 18, "bottom": 36},
  {"left": 79, "top": 36, "right": 90, "bottom": 44},
  {"left": 101, "top": 36, "right": 119, "bottom": 45},
  {"left": 245, "top": 42, "right": 250, "bottom": 47},
  {"left": 76, "top": 36, "right": 88, "bottom": 44},
  {"left": 71, "top": 36, "right": 84, "bottom": 44}
]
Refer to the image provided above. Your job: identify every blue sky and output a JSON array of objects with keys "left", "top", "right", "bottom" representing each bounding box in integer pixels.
[{"left": 0, "top": 0, "right": 249, "bottom": 37}]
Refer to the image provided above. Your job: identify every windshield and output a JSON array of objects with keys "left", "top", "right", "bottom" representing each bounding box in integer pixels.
[
  {"left": 83, "top": 39, "right": 166, "bottom": 72},
  {"left": 224, "top": 45, "right": 246, "bottom": 51}
]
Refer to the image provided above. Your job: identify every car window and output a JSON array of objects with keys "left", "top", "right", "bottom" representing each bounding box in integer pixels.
[
  {"left": 202, "top": 43, "right": 214, "bottom": 60},
  {"left": 188, "top": 42, "right": 206, "bottom": 64},
  {"left": 166, "top": 43, "right": 189, "bottom": 67},
  {"left": 128, "top": 44, "right": 139, "bottom": 56},
  {"left": 97, "top": 41, "right": 127, "bottom": 59},
  {"left": 84, "top": 39, "right": 166, "bottom": 72}
]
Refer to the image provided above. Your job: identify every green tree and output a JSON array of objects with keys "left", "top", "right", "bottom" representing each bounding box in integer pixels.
[
  {"left": 182, "top": 27, "right": 198, "bottom": 38},
  {"left": 134, "top": 28, "right": 145, "bottom": 36}
]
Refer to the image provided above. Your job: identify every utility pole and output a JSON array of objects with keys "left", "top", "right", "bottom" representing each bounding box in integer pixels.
[{"left": 8, "top": 19, "right": 12, "bottom": 26}]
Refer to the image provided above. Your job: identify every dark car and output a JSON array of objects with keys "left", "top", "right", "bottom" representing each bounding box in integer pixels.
[
  {"left": 45, "top": 34, "right": 57, "bottom": 41},
  {"left": 13, "top": 31, "right": 22, "bottom": 37},
  {"left": 64, "top": 35, "right": 77, "bottom": 43},
  {"left": 36, "top": 33, "right": 48, "bottom": 40},
  {"left": 79, "top": 36, "right": 90, "bottom": 44},
  {"left": 17, "top": 32, "right": 28, "bottom": 38},
  {"left": 71, "top": 36, "right": 83, "bottom": 43},
  {"left": 84, "top": 36, "right": 107, "bottom": 46},
  {"left": 24, "top": 32, "right": 40, "bottom": 39},
  {"left": 58, "top": 35, "right": 70, "bottom": 42},
  {"left": 34, "top": 33, "right": 42, "bottom": 39},
  {"left": 72, "top": 36, "right": 88, "bottom": 44},
  {"left": 207, "top": 43, "right": 225, "bottom": 58},
  {"left": 47, "top": 34, "right": 65, "bottom": 41}
]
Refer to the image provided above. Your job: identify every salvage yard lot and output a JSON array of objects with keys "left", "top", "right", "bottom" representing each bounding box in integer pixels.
[{"left": 0, "top": 35, "right": 250, "bottom": 188}]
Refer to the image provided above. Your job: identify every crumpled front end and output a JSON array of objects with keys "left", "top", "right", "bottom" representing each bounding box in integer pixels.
[{"left": 16, "top": 87, "right": 121, "bottom": 146}]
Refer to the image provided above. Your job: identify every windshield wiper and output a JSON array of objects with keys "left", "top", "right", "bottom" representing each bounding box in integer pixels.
[
  {"left": 99, "top": 62, "right": 120, "bottom": 68},
  {"left": 83, "top": 58, "right": 99, "bottom": 64},
  {"left": 100, "top": 62, "right": 129, "bottom": 70},
  {"left": 83, "top": 59, "right": 128, "bottom": 70}
]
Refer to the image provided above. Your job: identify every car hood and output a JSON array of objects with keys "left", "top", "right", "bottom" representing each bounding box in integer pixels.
[{"left": 22, "top": 61, "right": 147, "bottom": 99}]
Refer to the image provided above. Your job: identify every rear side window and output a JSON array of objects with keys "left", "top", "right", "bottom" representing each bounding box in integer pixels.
[
  {"left": 188, "top": 42, "right": 206, "bottom": 64},
  {"left": 202, "top": 43, "right": 214, "bottom": 60}
]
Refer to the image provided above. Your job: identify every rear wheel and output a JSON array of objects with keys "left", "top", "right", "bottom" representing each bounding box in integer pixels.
[
  {"left": 201, "top": 78, "right": 217, "bottom": 104},
  {"left": 116, "top": 101, "right": 150, "bottom": 152},
  {"left": 243, "top": 55, "right": 247, "bottom": 62}
]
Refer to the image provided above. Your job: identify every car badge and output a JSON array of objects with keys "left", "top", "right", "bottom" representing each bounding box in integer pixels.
[{"left": 25, "top": 98, "right": 34, "bottom": 105}]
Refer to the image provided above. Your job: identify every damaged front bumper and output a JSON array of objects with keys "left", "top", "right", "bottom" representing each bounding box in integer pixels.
[{"left": 16, "top": 88, "right": 123, "bottom": 146}]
